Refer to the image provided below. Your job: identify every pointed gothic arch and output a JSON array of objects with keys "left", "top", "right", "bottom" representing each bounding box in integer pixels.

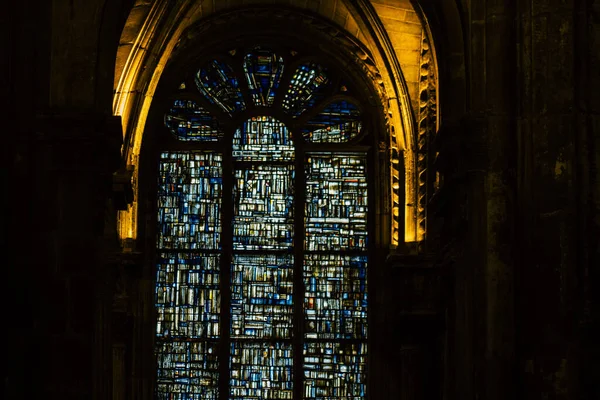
[
  {"left": 111, "top": 2, "right": 451, "bottom": 399},
  {"left": 113, "top": 1, "right": 440, "bottom": 251}
]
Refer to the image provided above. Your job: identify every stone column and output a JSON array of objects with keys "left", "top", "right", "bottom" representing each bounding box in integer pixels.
[
  {"left": 7, "top": 113, "right": 122, "bottom": 399},
  {"left": 574, "top": 1, "right": 600, "bottom": 398},
  {"left": 515, "top": 0, "right": 585, "bottom": 397},
  {"left": 457, "top": 0, "right": 518, "bottom": 399}
]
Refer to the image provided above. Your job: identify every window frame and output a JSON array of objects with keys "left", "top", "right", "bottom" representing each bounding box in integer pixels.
[{"left": 138, "top": 41, "right": 385, "bottom": 400}]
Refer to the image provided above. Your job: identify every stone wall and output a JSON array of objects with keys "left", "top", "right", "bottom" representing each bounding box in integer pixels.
[{"left": 3, "top": 1, "right": 598, "bottom": 399}]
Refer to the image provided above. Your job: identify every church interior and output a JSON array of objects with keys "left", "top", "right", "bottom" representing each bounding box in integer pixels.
[{"left": 4, "top": 0, "right": 599, "bottom": 399}]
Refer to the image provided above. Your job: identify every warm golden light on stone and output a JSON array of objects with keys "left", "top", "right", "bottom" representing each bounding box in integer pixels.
[{"left": 113, "top": 0, "right": 436, "bottom": 248}]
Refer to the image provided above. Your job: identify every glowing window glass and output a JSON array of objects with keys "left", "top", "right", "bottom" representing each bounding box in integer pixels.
[
  {"left": 195, "top": 59, "right": 246, "bottom": 114},
  {"left": 232, "top": 116, "right": 294, "bottom": 161},
  {"left": 156, "top": 48, "right": 369, "bottom": 400},
  {"left": 157, "top": 152, "right": 222, "bottom": 250},
  {"left": 165, "top": 100, "right": 223, "bottom": 141},
  {"left": 282, "top": 62, "right": 330, "bottom": 117},
  {"left": 305, "top": 153, "right": 368, "bottom": 251},
  {"left": 302, "top": 100, "right": 362, "bottom": 143},
  {"left": 243, "top": 49, "right": 284, "bottom": 107}
]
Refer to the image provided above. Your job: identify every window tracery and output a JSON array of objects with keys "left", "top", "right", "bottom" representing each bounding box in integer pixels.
[{"left": 156, "top": 47, "right": 369, "bottom": 400}]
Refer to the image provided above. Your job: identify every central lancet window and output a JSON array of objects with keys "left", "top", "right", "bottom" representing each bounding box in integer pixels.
[{"left": 155, "top": 46, "right": 370, "bottom": 399}]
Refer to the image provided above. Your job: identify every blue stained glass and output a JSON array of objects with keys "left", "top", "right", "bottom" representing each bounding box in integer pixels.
[
  {"left": 303, "top": 342, "right": 367, "bottom": 399},
  {"left": 165, "top": 100, "right": 223, "bottom": 141},
  {"left": 157, "top": 152, "right": 222, "bottom": 250},
  {"left": 230, "top": 254, "right": 294, "bottom": 339},
  {"left": 157, "top": 48, "right": 372, "bottom": 400},
  {"left": 305, "top": 154, "right": 368, "bottom": 251},
  {"left": 156, "top": 341, "right": 219, "bottom": 400},
  {"left": 232, "top": 116, "right": 295, "bottom": 161},
  {"left": 302, "top": 100, "right": 362, "bottom": 143},
  {"left": 229, "top": 342, "right": 294, "bottom": 399},
  {"left": 195, "top": 59, "right": 246, "bottom": 115},
  {"left": 232, "top": 164, "right": 295, "bottom": 250},
  {"left": 244, "top": 49, "right": 284, "bottom": 107},
  {"left": 155, "top": 252, "right": 221, "bottom": 339},
  {"left": 282, "top": 62, "right": 330, "bottom": 117},
  {"left": 304, "top": 254, "right": 368, "bottom": 340}
]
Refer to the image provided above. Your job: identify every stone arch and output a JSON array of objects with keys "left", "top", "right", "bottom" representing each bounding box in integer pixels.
[
  {"left": 108, "top": 1, "right": 470, "bottom": 399},
  {"left": 113, "top": 0, "right": 449, "bottom": 252},
  {"left": 136, "top": 8, "right": 392, "bottom": 249}
]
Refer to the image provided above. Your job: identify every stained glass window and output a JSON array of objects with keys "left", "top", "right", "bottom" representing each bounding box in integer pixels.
[
  {"left": 157, "top": 152, "right": 222, "bottom": 250},
  {"left": 282, "top": 62, "right": 330, "bottom": 117},
  {"left": 195, "top": 59, "right": 246, "bottom": 115},
  {"left": 232, "top": 116, "right": 294, "bottom": 162},
  {"left": 302, "top": 100, "right": 362, "bottom": 143},
  {"left": 304, "top": 342, "right": 367, "bottom": 399},
  {"left": 165, "top": 100, "right": 223, "bottom": 141},
  {"left": 156, "top": 47, "right": 369, "bottom": 400},
  {"left": 243, "top": 49, "right": 284, "bottom": 107},
  {"left": 305, "top": 154, "right": 368, "bottom": 251}
]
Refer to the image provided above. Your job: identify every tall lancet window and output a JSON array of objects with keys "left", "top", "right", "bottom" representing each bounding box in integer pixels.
[{"left": 155, "top": 46, "right": 370, "bottom": 400}]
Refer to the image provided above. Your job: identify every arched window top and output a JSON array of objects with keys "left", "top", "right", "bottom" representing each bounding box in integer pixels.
[
  {"left": 164, "top": 100, "right": 223, "bottom": 141},
  {"left": 232, "top": 116, "right": 295, "bottom": 161},
  {"left": 281, "top": 61, "right": 330, "bottom": 116},
  {"left": 166, "top": 47, "right": 364, "bottom": 143},
  {"left": 155, "top": 44, "right": 370, "bottom": 400},
  {"left": 195, "top": 59, "right": 246, "bottom": 115},
  {"left": 243, "top": 48, "right": 285, "bottom": 107}
]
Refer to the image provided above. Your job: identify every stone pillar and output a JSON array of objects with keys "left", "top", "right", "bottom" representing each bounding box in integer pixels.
[
  {"left": 7, "top": 113, "right": 122, "bottom": 399},
  {"left": 444, "top": 0, "right": 518, "bottom": 399},
  {"left": 574, "top": 1, "right": 600, "bottom": 398},
  {"left": 515, "top": 0, "right": 585, "bottom": 398}
]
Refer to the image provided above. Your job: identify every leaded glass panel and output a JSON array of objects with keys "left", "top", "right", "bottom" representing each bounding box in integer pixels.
[
  {"left": 156, "top": 341, "right": 219, "bottom": 400},
  {"left": 302, "top": 100, "right": 362, "bottom": 143},
  {"left": 282, "top": 62, "right": 329, "bottom": 117},
  {"left": 232, "top": 164, "right": 295, "bottom": 250},
  {"left": 304, "top": 254, "right": 368, "bottom": 339},
  {"left": 156, "top": 252, "right": 221, "bottom": 338},
  {"left": 229, "top": 342, "right": 294, "bottom": 399},
  {"left": 305, "top": 154, "right": 368, "bottom": 251},
  {"left": 157, "top": 152, "right": 222, "bottom": 250},
  {"left": 230, "top": 254, "right": 294, "bottom": 339},
  {"left": 195, "top": 59, "right": 246, "bottom": 114},
  {"left": 303, "top": 342, "right": 367, "bottom": 399},
  {"left": 165, "top": 99, "right": 223, "bottom": 141},
  {"left": 244, "top": 49, "right": 284, "bottom": 107},
  {"left": 233, "top": 116, "right": 294, "bottom": 161}
]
